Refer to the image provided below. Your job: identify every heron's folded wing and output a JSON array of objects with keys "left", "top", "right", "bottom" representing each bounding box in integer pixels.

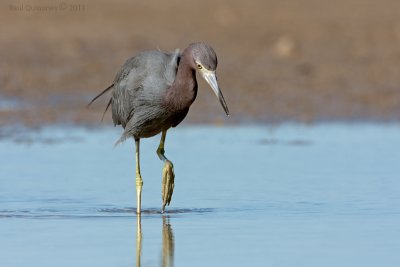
[
  {"left": 111, "top": 56, "right": 145, "bottom": 127},
  {"left": 163, "top": 49, "right": 181, "bottom": 86}
]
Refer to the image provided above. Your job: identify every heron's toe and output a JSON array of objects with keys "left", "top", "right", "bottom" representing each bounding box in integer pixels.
[{"left": 162, "top": 161, "right": 175, "bottom": 212}]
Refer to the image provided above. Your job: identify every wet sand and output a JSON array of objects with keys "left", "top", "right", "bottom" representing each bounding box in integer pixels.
[{"left": 1, "top": 0, "right": 400, "bottom": 126}]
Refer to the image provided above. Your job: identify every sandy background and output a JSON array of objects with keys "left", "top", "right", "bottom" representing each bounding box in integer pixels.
[{"left": 1, "top": 0, "right": 400, "bottom": 126}]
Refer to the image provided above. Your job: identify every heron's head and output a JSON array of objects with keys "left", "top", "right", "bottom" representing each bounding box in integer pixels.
[{"left": 188, "top": 42, "right": 229, "bottom": 116}]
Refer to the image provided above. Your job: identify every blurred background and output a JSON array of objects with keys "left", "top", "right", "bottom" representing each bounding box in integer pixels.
[
  {"left": 1, "top": 0, "right": 400, "bottom": 127},
  {"left": 2, "top": 2, "right": 400, "bottom": 266}
]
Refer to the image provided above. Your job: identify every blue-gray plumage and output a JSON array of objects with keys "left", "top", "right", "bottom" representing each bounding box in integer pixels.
[{"left": 88, "top": 42, "right": 229, "bottom": 213}]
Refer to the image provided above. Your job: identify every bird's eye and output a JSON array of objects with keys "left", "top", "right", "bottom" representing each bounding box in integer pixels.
[{"left": 197, "top": 64, "right": 202, "bottom": 69}]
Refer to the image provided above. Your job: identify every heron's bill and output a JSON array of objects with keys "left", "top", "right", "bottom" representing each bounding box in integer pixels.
[{"left": 201, "top": 71, "right": 229, "bottom": 116}]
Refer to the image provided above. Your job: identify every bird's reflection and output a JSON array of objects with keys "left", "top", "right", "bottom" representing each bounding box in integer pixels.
[
  {"left": 136, "top": 214, "right": 175, "bottom": 267},
  {"left": 161, "top": 216, "right": 174, "bottom": 267},
  {"left": 136, "top": 215, "right": 143, "bottom": 267}
]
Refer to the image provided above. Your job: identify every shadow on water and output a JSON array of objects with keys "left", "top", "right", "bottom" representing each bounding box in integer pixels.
[{"left": 136, "top": 215, "right": 174, "bottom": 267}]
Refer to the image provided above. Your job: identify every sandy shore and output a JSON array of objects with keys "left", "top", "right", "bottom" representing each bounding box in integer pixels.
[{"left": 1, "top": 0, "right": 400, "bottom": 126}]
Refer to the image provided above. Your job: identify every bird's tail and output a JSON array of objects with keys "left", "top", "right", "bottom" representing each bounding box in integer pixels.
[
  {"left": 114, "top": 131, "right": 130, "bottom": 147},
  {"left": 87, "top": 84, "right": 114, "bottom": 122}
]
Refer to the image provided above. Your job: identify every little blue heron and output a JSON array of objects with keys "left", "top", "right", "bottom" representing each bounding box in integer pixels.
[{"left": 88, "top": 42, "right": 229, "bottom": 213}]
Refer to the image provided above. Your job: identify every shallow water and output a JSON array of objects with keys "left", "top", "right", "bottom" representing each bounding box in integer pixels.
[
  {"left": 0, "top": 95, "right": 27, "bottom": 111},
  {"left": 1, "top": 124, "right": 400, "bottom": 266}
]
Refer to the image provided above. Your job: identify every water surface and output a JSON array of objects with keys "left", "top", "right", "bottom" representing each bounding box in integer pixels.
[{"left": 1, "top": 124, "right": 400, "bottom": 266}]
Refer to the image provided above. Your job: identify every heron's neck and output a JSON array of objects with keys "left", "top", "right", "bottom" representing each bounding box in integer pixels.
[{"left": 167, "top": 50, "right": 198, "bottom": 109}]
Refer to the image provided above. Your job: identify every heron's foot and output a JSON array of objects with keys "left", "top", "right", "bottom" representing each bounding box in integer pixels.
[{"left": 161, "top": 160, "right": 175, "bottom": 212}]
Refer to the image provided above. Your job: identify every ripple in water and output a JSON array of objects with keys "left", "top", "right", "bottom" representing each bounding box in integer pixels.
[{"left": 0, "top": 207, "right": 215, "bottom": 219}]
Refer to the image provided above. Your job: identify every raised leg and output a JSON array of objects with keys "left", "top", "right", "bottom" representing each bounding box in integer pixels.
[
  {"left": 135, "top": 138, "right": 143, "bottom": 214},
  {"left": 157, "top": 130, "right": 175, "bottom": 212}
]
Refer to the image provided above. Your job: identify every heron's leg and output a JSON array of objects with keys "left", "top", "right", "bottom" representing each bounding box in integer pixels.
[
  {"left": 156, "top": 130, "right": 175, "bottom": 212},
  {"left": 135, "top": 138, "right": 143, "bottom": 214}
]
